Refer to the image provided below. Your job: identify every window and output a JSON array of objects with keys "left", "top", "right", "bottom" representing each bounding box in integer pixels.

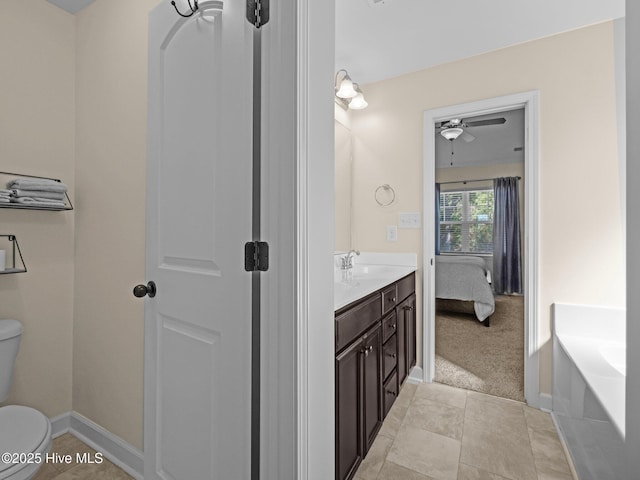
[{"left": 439, "top": 188, "right": 494, "bottom": 253}]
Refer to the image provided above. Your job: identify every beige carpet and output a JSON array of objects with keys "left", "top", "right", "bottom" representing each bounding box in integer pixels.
[{"left": 434, "top": 295, "right": 524, "bottom": 402}]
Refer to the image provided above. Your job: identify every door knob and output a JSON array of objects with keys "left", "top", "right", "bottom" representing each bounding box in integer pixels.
[{"left": 133, "top": 281, "right": 157, "bottom": 298}]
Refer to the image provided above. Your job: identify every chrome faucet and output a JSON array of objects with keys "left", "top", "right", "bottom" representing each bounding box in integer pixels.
[{"left": 341, "top": 250, "right": 360, "bottom": 270}]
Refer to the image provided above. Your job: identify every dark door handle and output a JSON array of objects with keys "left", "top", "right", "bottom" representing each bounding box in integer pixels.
[{"left": 133, "top": 281, "right": 156, "bottom": 298}]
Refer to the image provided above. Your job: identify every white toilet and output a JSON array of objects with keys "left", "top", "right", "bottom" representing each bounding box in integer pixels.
[{"left": 0, "top": 320, "right": 52, "bottom": 480}]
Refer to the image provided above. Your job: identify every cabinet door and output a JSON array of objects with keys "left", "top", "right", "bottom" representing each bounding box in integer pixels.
[
  {"left": 404, "top": 294, "right": 417, "bottom": 372},
  {"left": 396, "top": 293, "right": 416, "bottom": 385},
  {"left": 336, "top": 339, "right": 363, "bottom": 480},
  {"left": 362, "top": 323, "right": 383, "bottom": 454},
  {"left": 396, "top": 302, "right": 407, "bottom": 384}
]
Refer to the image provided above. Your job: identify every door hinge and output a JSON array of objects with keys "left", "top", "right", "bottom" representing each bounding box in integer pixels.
[
  {"left": 245, "top": 241, "right": 269, "bottom": 272},
  {"left": 246, "top": 0, "right": 269, "bottom": 28}
]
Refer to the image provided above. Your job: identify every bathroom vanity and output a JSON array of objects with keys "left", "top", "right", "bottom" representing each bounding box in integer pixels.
[{"left": 334, "top": 260, "right": 416, "bottom": 480}]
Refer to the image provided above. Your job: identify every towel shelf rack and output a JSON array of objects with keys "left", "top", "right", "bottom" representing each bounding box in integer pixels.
[
  {"left": 0, "top": 171, "right": 73, "bottom": 211},
  {"left": 0, "top": 235, "right": 27, "bottom": 274}
]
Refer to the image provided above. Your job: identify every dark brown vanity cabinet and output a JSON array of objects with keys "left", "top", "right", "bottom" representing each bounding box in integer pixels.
[
  {"left": 396, "top": 292, "right": 417, "bottom": 386},
  {"left": 335, "top": 272, "right": 416, "bottom": 480},
  {"left": 335, "top": 322, "right": 383, "bottom": 480}
]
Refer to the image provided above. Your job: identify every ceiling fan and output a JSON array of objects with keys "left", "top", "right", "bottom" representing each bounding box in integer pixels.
[{"left": 436, "top": 117, "right": 506, "bottom": 143}]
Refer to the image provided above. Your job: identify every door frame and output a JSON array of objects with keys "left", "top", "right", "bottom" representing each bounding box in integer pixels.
[
  {"left": 259, "top": 0, "right": 335, "bottom": 476},
  {"left": 421, "top": 91, "right": 541, "bottom": 407}
]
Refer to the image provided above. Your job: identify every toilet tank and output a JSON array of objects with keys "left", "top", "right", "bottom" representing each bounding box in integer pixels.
[{"left": 0, "top": 320, "right": 22, "bottom": 403}]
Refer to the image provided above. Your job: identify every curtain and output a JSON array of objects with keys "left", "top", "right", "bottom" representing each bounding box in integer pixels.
[
  {"left": 493, "top": 177, "right": 522, "bottom": 294},
  {"left": 435, "top": 183, "right": 441, "bottom": 255}
]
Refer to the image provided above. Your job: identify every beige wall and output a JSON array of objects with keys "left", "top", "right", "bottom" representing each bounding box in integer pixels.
[
  {"left": 350, "top": 22, "right": 625, "bottom": 395},
  {"left": 0, "top": 1, "right": 75, "bottom": 418},
  {"left": 73, "top": 0, "right": 160, "bottom": 450}
]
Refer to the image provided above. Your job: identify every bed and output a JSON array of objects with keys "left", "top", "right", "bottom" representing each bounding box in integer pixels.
[{"left": 435, "top": 255, "right": 495, "bottom": 325}]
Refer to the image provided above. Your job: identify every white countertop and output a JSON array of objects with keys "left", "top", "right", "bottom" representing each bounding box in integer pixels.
[
  {"left": 334, "top": 253, "right": 418, "bottom": 311},
  {"left": 553, "top": 303, "right": 626, "bottom": 437}
]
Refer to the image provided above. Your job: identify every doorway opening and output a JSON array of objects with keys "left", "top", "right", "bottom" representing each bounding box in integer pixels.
[
  {"left": 434, "top": 108, "right": 525, "bottom": 401},
  {"left": 422, "top": 92, "right": 541, "bottom": 407}
]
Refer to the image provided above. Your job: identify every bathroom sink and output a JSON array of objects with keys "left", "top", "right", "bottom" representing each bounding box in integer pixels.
[
  {"left": 599, "top": 343, "right": 626, "bottom": 376},
  {"left": 335, "top": 265, "right": 403, "bottom": 284},
  {"left": 349, "top": 265, "right": 402, "bottom": 279},
  {"left": 333, "top": 262, "right": 417, "bottom": 311}
]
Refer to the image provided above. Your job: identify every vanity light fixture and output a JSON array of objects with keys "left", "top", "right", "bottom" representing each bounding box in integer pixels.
[
  {"left": 335, "top": 70, "right": 368, "bottom": 110},
  {"left": 348, "top": 84, "right": 368, "bottom": 110},
  {"left": 440, "top": 127, "right": 463, "bottom": 141},
  {"left": 335, "top": 69, "right": 358, "bottom": 99}
]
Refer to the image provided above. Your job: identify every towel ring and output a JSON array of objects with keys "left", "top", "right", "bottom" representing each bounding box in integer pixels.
[{"left": 375, "top": 184, "right": 396, "bottom": 207}]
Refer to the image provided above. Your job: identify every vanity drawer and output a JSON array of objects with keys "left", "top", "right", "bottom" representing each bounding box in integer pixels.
[
  {"left": 382, "top": 311, "right": 398, "bottom": 344},
  {"left": 397, "top": 273, "right": 416, "bottom": 304},
  {"left": 383, "top": 335, "right": 397, "bottom": 380},
  {"left": 383, "top": 370, "right": 398, "bottom": 417},
  {"left": 335, "top": 293, "right": 382, "bottom": 352},
  {"left": 381, "top": 284, "right": 398, "bottom": 314}
]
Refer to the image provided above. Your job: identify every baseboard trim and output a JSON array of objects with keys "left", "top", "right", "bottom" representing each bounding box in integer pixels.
[
  {"left": 407, "top": 366, "right": 423, "bottom": 384},
  {"left": 50, "top": 411, "right": 71, "bottom": 438},
  {"left": 538, "top": 393, "right": 553, "bottom": 411},
  {"left": 48, "top": 411, "right": 143, "bottom": 480}
]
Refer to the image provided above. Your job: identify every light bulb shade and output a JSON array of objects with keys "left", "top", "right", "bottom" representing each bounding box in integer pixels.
[
  {"left": 349, "top": 92, "right": 368, "bottom": 110},
  {"left": 335, "top": 73, "right": 357, "bottom": 99},
  {"left": 441, "top": 127, "right": 463, "bottom": 141}
]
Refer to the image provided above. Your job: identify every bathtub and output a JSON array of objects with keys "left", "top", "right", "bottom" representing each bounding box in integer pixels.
[{"left": 552, "top": 303, "right": 627, "bottom": 480}]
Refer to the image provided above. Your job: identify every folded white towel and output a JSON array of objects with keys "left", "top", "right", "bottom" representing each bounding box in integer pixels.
[
  {"left": 10, "top": 197, "right": 66, "bottom": 208},
  {"left": 11, "top": 189, "right": 66, "bottom": 200},
  {"left": 32, "top": 197, "right": 67, "bottom": 204},
  {"left": 6, "top": 178, "right": 67, "bottom": 193},
  {"left": 0, "top": 198, "right": 10, "bottom": 203},
  {"left": 0, "top": 189, "right": 12, "bottom": 195}
]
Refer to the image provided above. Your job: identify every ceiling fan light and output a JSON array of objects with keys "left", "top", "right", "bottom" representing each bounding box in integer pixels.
[{"left": 441, "top": 127, "right": 463, "bottom": 141}]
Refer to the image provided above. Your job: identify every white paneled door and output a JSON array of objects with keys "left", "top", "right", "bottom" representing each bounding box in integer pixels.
[{"left": 143, "top": 2, "right": 253, "bottom": 479}]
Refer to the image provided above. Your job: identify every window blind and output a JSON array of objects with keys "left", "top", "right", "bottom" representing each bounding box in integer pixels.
[{"left": 439, "top": 189, "right": 494, "bottom": 253}]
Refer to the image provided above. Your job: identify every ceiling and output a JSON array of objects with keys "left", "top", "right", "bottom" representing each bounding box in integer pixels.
[
  {"left": 336, "top": 0, "right": 624, "bottom": 85},
  {"left": 435, "top": 109, "right": 524, "bottom": 169}
]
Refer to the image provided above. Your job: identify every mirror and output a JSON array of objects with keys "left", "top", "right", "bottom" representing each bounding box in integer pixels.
[{"left": 334, "top": 119, "right": 352, "bottom": 252}]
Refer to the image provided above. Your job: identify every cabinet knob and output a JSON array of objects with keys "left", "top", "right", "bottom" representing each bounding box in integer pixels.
[
  {"left": 387, "top": 353, "right": 397, "bottom": 359},
  {"left": 133, "top": 281, "right": 157, "bottom": 298},
  {"left": 386, "top": 390, "right": 397, "bottom": 397},
  {"left": 403, "top": 305, "right": 414, "bottom": 311},
  {"left": 391, "top": 324, "right": 396, "bottom": 329},
  {"left": 362, "top": 345, "right": 373, "bottom": 357}
]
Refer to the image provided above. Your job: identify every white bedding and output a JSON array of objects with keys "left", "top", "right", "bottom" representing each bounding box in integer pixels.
[{"left": 435, "top": 255, "right": 495, "bottom": 322}]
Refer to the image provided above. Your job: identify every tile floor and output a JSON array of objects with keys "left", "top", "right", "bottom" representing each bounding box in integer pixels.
[
  {"left": 33, "top": 433, "right": 133, "bottom": 480},
  {"left": 29, "top": 384, "right": 573, "bottom": 480},
  {"left": 355, "top": 382, "right": 575, "bottom": 480}
]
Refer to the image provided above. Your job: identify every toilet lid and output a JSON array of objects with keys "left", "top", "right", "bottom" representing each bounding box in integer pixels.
[{"left": 0, "top": 406, "right": 50, "bottom": 474}]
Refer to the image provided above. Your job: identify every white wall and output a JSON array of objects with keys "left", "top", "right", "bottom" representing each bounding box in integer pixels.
[{"left": 625, "top": 0, "right": 640, "bottom": 475}]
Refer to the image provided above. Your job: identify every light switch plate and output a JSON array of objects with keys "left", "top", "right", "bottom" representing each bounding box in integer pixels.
[
  {"left": 398, "top": 212, "right": 421, "bottom": 229},
  {"left": 386, "top": 225, "right": 398, "bottom": 242}
]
